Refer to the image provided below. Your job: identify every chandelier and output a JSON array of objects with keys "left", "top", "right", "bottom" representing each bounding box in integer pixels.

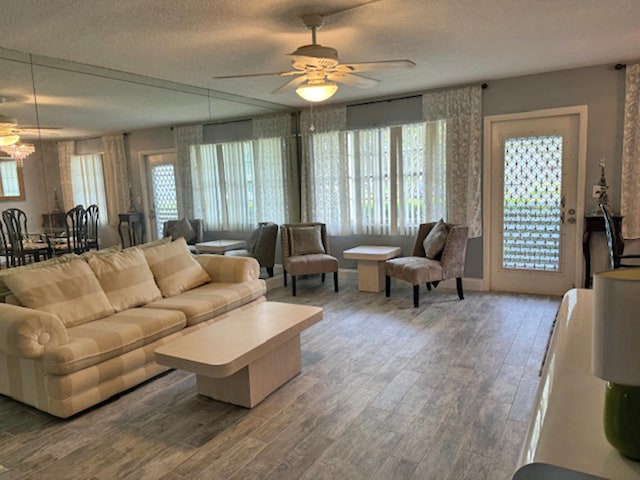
[{"left": 2, "top": 143, "right": 35, "bottom": 163}]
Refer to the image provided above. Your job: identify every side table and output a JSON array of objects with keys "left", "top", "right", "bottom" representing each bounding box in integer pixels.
[
  {"left": 195, "top": 240, "right": 246, "bottom": 254},
  {"left": 118, "top": 212, "right": 146, "bottom": 248},
  {"left": 343, "top": 245, "right": 401, "bottom": 292},
  {"left": 583, "top": 213, "right": 622, "bottom": 288}
]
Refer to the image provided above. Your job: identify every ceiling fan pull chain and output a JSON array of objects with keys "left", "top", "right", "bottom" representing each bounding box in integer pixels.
[{"left": 309, "top": 103, "right": 315, "bottom": 132}]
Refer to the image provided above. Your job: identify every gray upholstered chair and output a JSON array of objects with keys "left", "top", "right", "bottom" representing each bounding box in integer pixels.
[
  {"left": 226, "top": 222, "right": 278, "bottom": 277},
  {"left": 162, "top": 219, "right": 204, "bottom": 254},
  {"left": 280, "top": 222, "right": 338, "bottom": 296},
  {"left": 385, "top": 222, "right": 468, "bottom": 307}
]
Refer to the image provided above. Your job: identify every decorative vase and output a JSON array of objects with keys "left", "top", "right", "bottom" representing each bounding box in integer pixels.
[{"left": 604, "top": 382, "right": 640, "bottom": 460}]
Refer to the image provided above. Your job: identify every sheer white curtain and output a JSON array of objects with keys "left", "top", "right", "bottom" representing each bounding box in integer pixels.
[
  {"left": 422, "top": 85, "right": 482, "bottom": 237},
  {"left": 191, "top": 144, "right": 223, "bottom": 230},
  {"left": 622, "top": 63, "right": 640, "bottom": 239},
  {"left": 300, "top": 106, "right": 348, "bottom": 231},
  {"left": 173, "top": 125, "right": 203, "bottom": 219},
  {"left": 70, "top": 154, "right": 108, "bottom": 224},
  {"left": 101, "top": 134, "right": 130, "bottom": 226},
  {"left": 253, "top": 113, "right": 292, "bottom": 224},
  {"left": 57, "top": 140, "right": 75, "bottom": 210}
]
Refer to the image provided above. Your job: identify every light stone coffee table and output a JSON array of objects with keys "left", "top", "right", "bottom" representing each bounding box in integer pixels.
[
  {"left": 195, "top": 239, "right": 246, "bottom": 254},
  {"left": 155, "top": 301, "right": 322, "bottom": 408},
  {"left": 343, "top": 245, "right": 402, "bottom": 292}
]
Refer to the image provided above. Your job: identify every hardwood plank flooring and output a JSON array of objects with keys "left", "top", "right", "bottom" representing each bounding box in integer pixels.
[{"left": 0, "top": 278, "right": 560, "bottom": 479}]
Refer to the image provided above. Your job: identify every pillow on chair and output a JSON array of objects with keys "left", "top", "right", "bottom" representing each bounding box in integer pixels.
[
  {"left": 423, "top": 219, "right": 449, "bottom": 259},
  {"left": 291, "top": 225, "right": 325, "bottom": 256},
  {"left": 167, "top": 218, "right": 195, "bottom": 243}
]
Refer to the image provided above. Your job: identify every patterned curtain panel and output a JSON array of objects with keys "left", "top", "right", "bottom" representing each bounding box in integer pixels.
[
  {"left": 622, "top": 63, "right": 640, "bottom": 239},
  {"left": 252, "top": 113, "right": 297, "bottom": 223},
  {"left": 422, "top": 85, "right": 482, "bottom": 238},
  {"left": 101, "top": 134, "right": 130, "bottom": 226},
  {"left": 57, "top": 140, "right": 75, "bottom": 210},
  {"left": 300, "top": 106, "right": 348, "bottom": 227},
  {"left": 173, "top": 125, "right": 203, "bottom": 219}
]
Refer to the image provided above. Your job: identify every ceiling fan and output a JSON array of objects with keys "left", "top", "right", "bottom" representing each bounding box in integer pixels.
[
  {"left": 213, "top": 13, "right": 416, "bottom": 102},
  {"left": 0, "top": 113, "right": 61, "bottom": 146}
]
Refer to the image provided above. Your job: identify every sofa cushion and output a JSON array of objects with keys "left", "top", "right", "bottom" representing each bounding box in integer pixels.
[
  {"left": 4, "top": 259, "right": 114, "bottom": 328},
  {"left": 86, "top": 248, "right": 162, "bottom": 312},
  {"left": 145, "top": 279, "right": 266, "bottom": 326},
  {"left": 143, "top": 238, "right": 210, "bottom": 297},
  {"left": 423, "top": 219, "right": 449, "bottom": 259},
  {"left": 290, "top": 225, "right": 325, "bottom": 256},
  {"left": 0, "top": 253, "right": 78, "bottom": 301},
  {"left": 167, "top": 217, "right": 195, "bottom": 242},
  {"left": 43, "top": 307, "right": 186, "bottom": 374}
]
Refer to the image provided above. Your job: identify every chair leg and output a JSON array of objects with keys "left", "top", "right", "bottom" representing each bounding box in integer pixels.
[
  {"left": 456, "top": 277, "right": 464, "bottom": 300},
  {"left": 283, "top": 270, "right": 287, "bottom": 287},
  {"left": 321, "top": 273, "right": 326, "bottom": 283},
  {"left": 267, "top": 267, "right": 274, "bottom": 277},
  {"left": 292, "top": 276, "right": 297, "bottom": 296},
  {"left": 426, "top": 282, "right": 431, "bottom": 291},
  {"left": 432, "top": 281, "right": 440, "bottom": 289},
  {"left": 385, "top": 275, "right": 391, "bottom": 297},
  {"left": 333, "top": 271, "right": 339, "bottom": 292},
  {"left": 413, "top": 285, "right": 420, "bottom": 308}
]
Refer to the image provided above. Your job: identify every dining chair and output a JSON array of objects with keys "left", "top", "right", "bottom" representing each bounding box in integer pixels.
[
  {"left": 86, "top": 204, "right": 100, "bottom": 250},
  {"left": 0, "top": 222, "right": 13, "bottom": 268},
  {"left": 600, "top": 203, "right": 640, "bottom": 269},
  {"left": 62, "top": 205, "right": 89, "bottom": 254},
  {"left": 1, "top": 207, "right": 48, "bottom": 266}
]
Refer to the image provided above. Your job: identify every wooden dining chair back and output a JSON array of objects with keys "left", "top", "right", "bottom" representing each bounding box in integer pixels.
[
  {"left": 2, "top": 208, "right": 35, "bottom": 266},
  {"left": 86, "top": 204, "right": 100, "bottom": 250},
  {"left": 64, "top": 205, "right": 89, "bottom": 254},
  {"left": 0, "top": 221, "right": 13, "bottom": 268},
  {"left": 600, "top": 203, "right": 640, "bottom": 269}
]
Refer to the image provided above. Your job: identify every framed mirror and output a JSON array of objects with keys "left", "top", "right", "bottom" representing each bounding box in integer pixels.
[{"left": 0, "top": 156, "right": 26, "bottom": 201}]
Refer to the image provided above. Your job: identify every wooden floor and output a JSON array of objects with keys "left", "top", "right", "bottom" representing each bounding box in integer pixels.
[{"left": 0, "top": 277, "right": 560, "bottom": 480}]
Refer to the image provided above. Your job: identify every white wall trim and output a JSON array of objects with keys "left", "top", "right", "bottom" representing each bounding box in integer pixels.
[{"left": 483, "top": 105, "right": 588, "bottom": 292}]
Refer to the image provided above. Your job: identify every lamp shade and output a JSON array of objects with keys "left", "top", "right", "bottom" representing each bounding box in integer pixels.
[
  {"left": 592, "top": 268, "right": 640, "bottom": 385},
  {"left": 296, "top": 81, "right": 338, "bottom": 102},
  {"left": 0, "top": 134, "right": 20, "bottom": 147}
]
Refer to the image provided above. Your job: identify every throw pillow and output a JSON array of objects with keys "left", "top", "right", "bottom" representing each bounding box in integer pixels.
[
  {"left": 423, "top": 219, "right": 449, "bottom": 259},
  {"left": 143, "top": 237, "right": 210, "bottom": 297},
  {"left": 4, "top": 259, "right": 114, "bottom": 328},
  {"left": 86, "top": 247, "right": 162, "bottom": 312},
  {"left": 134, "top": 237, "right": 172, "bottom": 250},
  {"left": 167, "top": 218, "right": 195, "bottom": 243},
  {"left": 290, "top": 225, "right": 325, "bottom": 256}
]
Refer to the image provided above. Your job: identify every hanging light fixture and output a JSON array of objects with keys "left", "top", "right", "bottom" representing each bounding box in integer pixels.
[
  {"left": 0, "top": 134, "right": 20, "bottom": 147},
  {"left": 296, "top": 80, "right": 338, "bottom": 102},
  {"left": 2, "top": 142, "right": 35, "bottom": 163}
]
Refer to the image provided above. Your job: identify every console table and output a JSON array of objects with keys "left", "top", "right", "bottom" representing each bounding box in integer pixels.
[
  {"left": 118, "top": 212, "right": 145, "bottom": 248},
  {"left": 513, "top": 289, "right": 640, "bottom": 479},
  {"left": 583, "top": 214, "right": 622, "bottom": 288}
]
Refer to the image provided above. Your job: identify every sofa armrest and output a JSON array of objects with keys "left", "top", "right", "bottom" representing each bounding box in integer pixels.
[
  {"left": 196, "top": 254, "right": 260, "bottom": 283},
  {"left": 0, "top": 304, "right": 69, "bottom": 358}
]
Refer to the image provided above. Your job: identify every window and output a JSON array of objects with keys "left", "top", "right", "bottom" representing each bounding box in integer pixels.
[
  {"left": 313, "top": 121, "right": 446, "bottom": 235},
  {"left": 191, "top": 137, "right": 287, "bottom": 230},
  {"left": 70, "top": 153, "right": 108, "bottom": 224}
]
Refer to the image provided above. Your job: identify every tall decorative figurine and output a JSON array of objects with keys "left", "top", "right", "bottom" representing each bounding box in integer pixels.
[
  {"left": 52, "top": 189, "right": 62, "bottom": 213},
  {"left": 596, "top": 159, "right": 610, "bottom": 213}
]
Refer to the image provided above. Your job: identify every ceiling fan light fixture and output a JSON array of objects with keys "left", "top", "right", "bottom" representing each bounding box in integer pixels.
[
  {"left": 0, "top": 134, "right": 20, "bottom": 147},
  {"left": 296, "top": 81, "right": 338, "bottom": 102}
]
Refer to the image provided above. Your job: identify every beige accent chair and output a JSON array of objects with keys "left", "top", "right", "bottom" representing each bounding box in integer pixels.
[
  {"left": 280, "top": 222, "right": 339, "bottom": 296},
  {"left": 385, "top": 222, "right": 468, "bottom": 307},
  {"left": 226, "top": 222, "right": 279, "bottom": 277},
  {"left": 162, "top": 219, "right": 204, "bottom": 254}
]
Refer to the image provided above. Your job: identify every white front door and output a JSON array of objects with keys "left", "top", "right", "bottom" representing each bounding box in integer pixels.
[
  {"left": 486, "top": 109, "right": 585, "bottom": 295},
  {"left": 145, "top": 152, "right": 179, "bottom": 240}
]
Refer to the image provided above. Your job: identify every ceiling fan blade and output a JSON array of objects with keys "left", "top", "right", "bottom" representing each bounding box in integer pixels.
[
  {"left": 212, "top": 71, "right": 303, "bottom": 80},
  {"left": 327, "top": 72, "right": 378, "bottom": 88},
  {"left": 337, "top": 60, "right": 416, "bottom": 73},
  {"left": 324, "top": 0, "right": 384, "bottom": 18},
  {"left": 18, "top": 125, "right": 62, "bottom": 130},
  {"left": 272, "top": 76, "right": 309, "bottom": 94}
]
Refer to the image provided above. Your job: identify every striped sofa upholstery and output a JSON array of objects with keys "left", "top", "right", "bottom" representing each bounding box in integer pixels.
[{"left": 0, "top": 243, "right": 266, "bottom": 418}]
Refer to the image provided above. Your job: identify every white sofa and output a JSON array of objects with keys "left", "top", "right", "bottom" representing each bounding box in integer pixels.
[{"left": 0, "top": 238, "right": 266, "bottom": 418}]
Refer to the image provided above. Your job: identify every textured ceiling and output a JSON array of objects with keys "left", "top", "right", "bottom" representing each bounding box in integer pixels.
[{"left": 1, "top": 0, "right": 640, "bottom": 139}]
